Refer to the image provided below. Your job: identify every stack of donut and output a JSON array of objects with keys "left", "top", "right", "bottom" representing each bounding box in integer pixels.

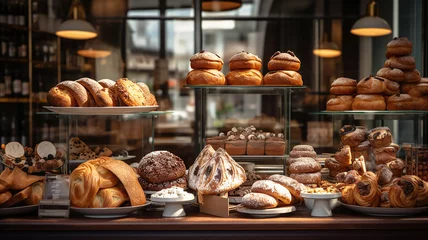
[
  {"left": 286, "top": 145, "right": 321, "bottom": 185},
  {"left": 186, "top": 50, "right": 226, "bottom": 85},
  {"left": 47, "top": 78, "right": 157, "bottom": 107},
  {"left": 226, "top": 51, "right": 263, "bottom": 85},
  {"left": 264, "top": 51, "right": 303, "bottom": 86},
  {"left": 326, "top": 77, "right": 357, "bottom": 111}
]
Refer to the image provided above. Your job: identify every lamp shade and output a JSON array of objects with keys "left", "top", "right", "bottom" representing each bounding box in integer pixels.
[
  {"left": 202, "top": 0, "right": 242, "bottom": 12},
  {"left": 313, "top": 41, "right": 342, "bottom": 58},
  {"left": 350, "top": 16, "right": 391, "bottom": 37},
  {"left": 56, "top": 19, "right": 98, "bottom": 40},
  {"left": 77, "top": 37, "right": 111, "bottom": 58}
]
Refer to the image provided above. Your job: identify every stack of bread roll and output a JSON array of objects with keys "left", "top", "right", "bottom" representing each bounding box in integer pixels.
[
  {"left": 186, "top": 50, "right": 226, "bottom": 85},
  {"left": 48, "top": 78, "right": 157, "bottom": 107},
  {"left": 287, "top": 145, "right": 321, "bottom": 185},
  {"left": 264, "top": 51, "right": 303, "bottom": 86},
  {"left": 226, "top": 51, "right": 263, "bottom": 85},
  {"left": 326, "top": 78, "right": 357, "bottom": 111}
]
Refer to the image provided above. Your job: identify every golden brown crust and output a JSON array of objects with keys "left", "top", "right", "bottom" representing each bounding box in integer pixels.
[
  {"left": 335, "top": 145, "right": 352, "bottom": 168},
  {"left": 353, "top": 172, "right": 381, "bottom": 207},
  {"left": 263, "top": 70, "right": 303, "bottom": 86},
  {"left": 137, "top": 82, "right": 151, "bottom": 96},
  {"left": 408, "top": 82, "right": 428, "bottom": 97},
  {"left": 69, "top": 162, "right": 101, "bottom": 208},
  {"left": 403, "top": 69, "right": 421, "bottom": 83},
  {"left": 0, "top": 185, "right": 32, "bottom": 208},
  {"left": 389, "top": 176, "right": 418, "bottom": 208},
  {"left": 368, "top": 128, "right": 392, "bottom": 149},
  {"left": 326, "top": 95, "right": 354, "bottom": 111},
  {"left": 76, "top": 78, "right": 104, "bottom": 106},
  {"left": 267, "top": 51, "right": 301, "bottom": 71},
  {"left": 86, "top": 90, "right": 98, "bottom": 107},
  {"left": 387, "top": 94, "right": 413, "bottom": 110},
  {"left": 386, "top": 37, "right": 412, "bottom": 58},
  {"left": 412, "top": 95, "right": 428, "bottom": 110},
  {"left": 352, "top": 94, "right": 386, "bottom": 110},
  {"left": 226, "top": 69, "right": 263, "bottom": 85},
  {"left": 377, "top": 67, "right": 405, "bottom": 82},
  {"left": 57, "top": 81, "right": 89, "bottom": 107},
  {"left": 400, "top": 82, "right": 418, "bottom": 94},
  {"left": 357, "top": 76, "right": 386, "bottom": 94},
  {"left": 190, "top": 50, "right": 224, "bottom": 70},
  {"left": 24, "top": 181, "right": 44, "bottom": 205},
  {"left": 384, "top": 55, "right": 416, "bottom": 70},
  {"left": 290, "top": 172, "right": 321, "bottom": 185},
  {"left": 186, "top": 69, "right": 226, "bottom": 85},
  {"left": 383, "top": 78, "right": 400, "bottom": 95},
  {"left": 115, "top": 78, "right": 147, "bottom": 106},
  {"left": 229, "top": 51, "right": 262, "bottom": 71},
  {"left": 47, "top": 86, "right": 78, "bottom": 107},
  {"left": 330, "top": 78, "right": 357, "bottom": 95},
  {"left": 0, "top": 191, "right": 12, "bottom": 205},
  {"left": 95, "top": 88, "right": 115, "bottom": 107},
  {"left": 97, "top": 79, "right": 116, "bottom": 89},
  {"left": 90, "top": 187, "right": 129, "bottom": 208}
]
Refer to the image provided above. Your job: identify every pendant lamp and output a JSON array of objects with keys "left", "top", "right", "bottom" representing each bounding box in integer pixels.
[
  {"left": 56, "top": 0, "right": 97, "bottom": 40},
  {"left": 351, "top": 0, "right": 391, "bottom": 37},
  {"left": 313, "top": 33, "right": 342, "bottom": 58},
  {"left": 202, "top": 0, "right": 242, "bottom": 12},
  {"left": 77, "top": 26, "right": 111, "bottom": 58}
]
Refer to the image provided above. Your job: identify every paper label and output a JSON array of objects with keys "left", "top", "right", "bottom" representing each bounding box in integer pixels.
[{"left": 38, "top": 174, "right": 70, "bottom": 218}]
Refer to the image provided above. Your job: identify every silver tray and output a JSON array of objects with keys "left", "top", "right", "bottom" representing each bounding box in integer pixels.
[{"left": 70, "top": 201, "right": 151, "bottom": 218}]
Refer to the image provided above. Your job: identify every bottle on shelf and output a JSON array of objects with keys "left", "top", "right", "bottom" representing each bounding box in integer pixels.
[
  {"left": 21, "top": 73, "right": 29, "bottom": 97},
  {"left": 32, "top": 0, "right": 39, "bottom": 30},
  {"left": 7, "top": 0, "right": 15, "bottom": 25},
  {"left": 34, "top": 43, "right": 41, "bottom": 61},
  {"left": 8, "top": 32, "right": 16, "bottom": 58},
  {"left": 4, "top": 65, "right": 12, "bottom": 97},
  {"left": 0, "top": 28, "right": 7, "bottom": 57},
  {"left": 10, "top": 115, "right": 17, "bottom": 142},
  {"left": 18, "top": 0, "right": 26, "bottom": 26},
  {"left": 12, "top": 71, "right": 22, "bottom": 97},
  {"left": 17, "top": 33, "right": 27, "bottom": 58},
  {"left": 20, "top": 119, "right": 27, "bottom": 146},
  {"left": 37, "top": 74, "right": 47, "bottom": 102},
  {"left": 0, "top": 2, "right": 6, "bottom": 24},
  {"left": 0, "top": 65, "right": 5, "bottom": 97},
  {"left": 42, "top": 43, "right": 48, "bottom": 62}
]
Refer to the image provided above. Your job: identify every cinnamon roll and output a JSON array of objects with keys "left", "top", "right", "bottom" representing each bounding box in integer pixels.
[
  {"left": 353, "top": 172, "right": 381, "bottom": 207},
  {"left": 69, "top": 162, "right": 101, "bottom": 208},
  {"left": 389, "top": 176, "right": 418, "bottom": 208}
]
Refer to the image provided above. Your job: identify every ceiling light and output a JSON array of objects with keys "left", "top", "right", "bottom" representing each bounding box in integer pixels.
[
  {"left": 351, "top": 0, "right": 391, "bottom": 37},
  {"left": 56, "top": 0, "right": 97, "bottom": 40},
  {"left": 77, "top": 27, "right": 111, "bottom": 58},
  {"left": 313, "top": 33, "right": 342, "bottom": 58},
  {"left": 202, "top": 0, "right": 242, "bottom": 12}
]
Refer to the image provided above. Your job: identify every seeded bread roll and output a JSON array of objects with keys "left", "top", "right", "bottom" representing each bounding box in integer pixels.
[
  {"left": 229, "top": 51, "right": 262, "bottom": 71},
  {"left": 288, "top": 158, "right": 321, "bottom": 173},
  {"left": 57, "top": 80, "right": 89, "bottom": 107},
  {"left": 251, "top": 180, "right": 292, "bottom": 204},
  {"left": 326, "top": 95, "right": 354, "bottom": 111},
  {"left": 241, "top": 192, "right": 278, "bottom": 209},
  {"left": 377, "top": 67, "right": 405, "bottom": 82},
  {"left": 186, "top": 69, "right": 226, "bottom": 85},
  {"left": 352, "top": 94, "right": 386, "bottom": 110},
  {"left": 47, "top": 86, "right": 77, "bottom": 107},
  {"left": 357, "top": 76, "right": 386, "bottom": 94},
  {"left": 138, "top": 151, "right": 186, "bottom": 183},
  {"left": 190, "top": 50, "right": 224, "bottom": 70},
  {"left": 330, "top": 77, "right": 357, "bottom": 95},
  {"left": 386, "top": 37, "right": 412, "bottom": 58},
  {"left": 384, "top": 55, "right": 416, "bottom": 70},
  {"left": 387, "top": 93, "right": 413, "bottom": 110},
  {"left": 267, "top": 50, "right": 301, "bottom": 71},
  {"left": 226, "top": 69, "right": 263, "bottom": 85}
]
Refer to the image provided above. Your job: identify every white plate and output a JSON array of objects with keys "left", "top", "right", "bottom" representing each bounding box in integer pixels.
[
  {"left": 70, "top": 202, "right": 151, "bottom": 218},
  {"left": 339, "top": 202, "right": 428, "bottom": 217},
  {"left": 235, "top": 204, "right": 296, "bottom": 218},
  {"left": 151, "top": 195, "right": 194, "bottom": 203},
  {"left": 44, "top": 106, "right": 159, "bottom": 115},
  {"left": 300, "top": 192, "right": 342, "bottom": 199},
  {"left": 0, "top": 205, "right": 39, "bottom": 216}
]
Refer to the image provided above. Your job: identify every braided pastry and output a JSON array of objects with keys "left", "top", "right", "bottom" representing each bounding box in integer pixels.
[
  {"left": 353, "top": 172, "right": 381, "bottom": 207},
  {"left": 340, "top": 184, "right": 356, "bottom": 205},
  {"left": 69, "top": 162, "right": 101, "bottom": 208},
  {"left": 389, "top": 175, "right": 418, "bottom": 208}
]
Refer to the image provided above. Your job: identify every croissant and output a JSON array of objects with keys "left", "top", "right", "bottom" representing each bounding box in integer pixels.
[
  {"left": 380, "top": 186, "right": 391, "bottom": 208},
  {"left": 87, "top": 157, "right": 119, "bottom": 189},
  {"left": 389, "top": 175, "right": 418, "bottom": 208},
  {"left": 340, "top": 184, "right": 356, "bottom": 205},
  {"left": 90, "top": 187, "right": 129, "bottom": 208},
  {"left": 400, "top": 175, "right": 428, "bottom": 207},
  {"left": 69, "top": 162, "right": 101, "bottom": 208},
  {"left": 353, "top": 172, "right": 381, "bottom": 207}
]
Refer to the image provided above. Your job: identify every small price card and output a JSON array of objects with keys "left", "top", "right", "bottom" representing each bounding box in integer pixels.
[{"left": 38, "top": 174, "right": 70, "bottom": 218}]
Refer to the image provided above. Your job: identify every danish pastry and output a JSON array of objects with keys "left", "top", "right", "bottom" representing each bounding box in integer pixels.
[
  {"left": 389, "top": 176, "right": 418, "bottom": 208},
  {"left": 353, "top": 172, "right": 381, "bottom": 207}
]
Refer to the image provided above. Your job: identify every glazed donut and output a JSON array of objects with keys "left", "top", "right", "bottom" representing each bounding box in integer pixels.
[
  {"left": 330, "top": 77, "right": 357, "bottom": 95},
  {"left": 290, "top": 172, "right": 321, "bottom": 185},
  {"left": 288, "top": 158, "right": 321, "bottom": 174},
  {"left": 326, "top": 95, "right": 354, "bottom": 111},
  {"left": 241, "top": 192, "right": 278, "bottom": 209},
  {"left": 229, "top": 51, "right": 262, "bottom": 71},
  {"left": 47, "top": 86, "right": 78, "bottom": 107},
  {"left": 339, "top": 125, "right": 367, "bottom": 147},
  {"left": 386, "top": 37, "right": 412, "bottom": 58},
  {"left": 267, "top": 50, "right": 301, "bottom": 71},
  {"left": 190, "top": 50, "right": 224, "bottom": 71},
  {"left": 384, "top": 55, "right": 416, "bottom": 70},
  {"left": 263, "top": 70, "right": 303, "bottom": 86},
  {"left": 389, "top": 176, "right": 418, "bottom": 208},
  {"left": 368, "top": 127, "right": 392, "bottom": 149},
  {"left": 357, "top": 75, "right": 386, "bottom": 94},
  {"left": 57, "top": 80, "right": 89, "bottom": 107},
  {"left": 376, "top": 67, "right": 405, "bottom": 82},
  {"left": 186, "top": 69, "right": 226, "bottom": 85},
  {"left": 226, "top": 69, "right": 263, "bottom": 85},
  {"left": 353, "top": 172, "right": 381, "bottom": 207},
  {"left": 352, "top": 94, "right": 386, "bottom": 110},
  {"left": 251, "top": 180, "right": 292, "bottom": 204},
  {"left": 403, "top": 69, "right": 421, "bottom": 83},
  {"left": 387, "top": 94, "right": 413, "bottom": 110}
]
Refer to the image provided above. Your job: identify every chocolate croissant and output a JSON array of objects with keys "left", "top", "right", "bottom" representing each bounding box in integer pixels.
[
  {"left": 389, "top": 175, "right": 418, "bottom": 208},
  {"left": 353, "top": 172, "right": 381, "bottom": 207}
]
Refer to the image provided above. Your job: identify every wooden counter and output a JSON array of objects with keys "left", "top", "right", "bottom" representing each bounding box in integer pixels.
[{"left": 1, "top": 205, "right": 428, "bottom": 239}]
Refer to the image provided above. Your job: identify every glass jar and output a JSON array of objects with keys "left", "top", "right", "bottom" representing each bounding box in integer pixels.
[{"left": 403, "top": 144, "right": 428, "bottom": 181}]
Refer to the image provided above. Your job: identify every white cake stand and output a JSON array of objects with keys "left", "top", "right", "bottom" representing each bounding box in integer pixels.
[
  {"left": 150, "top": 195, "right": 194, "bottom": 218},
  {"left": 300, "top": 192, "right": 341, "bottom": 217}
]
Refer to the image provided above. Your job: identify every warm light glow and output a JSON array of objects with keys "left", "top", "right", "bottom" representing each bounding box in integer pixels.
[
  {"left": 350, "top": 28, "right": 392, "bottom": 37},
  {"left": 202, "top": 0, "right": 242, "bottom": 12},
  {"left": 313, "top": 49, "right": 342, "bottom": 58},
  {"left": 56, "top": 30, "right": 97, "bottom": 40},
  {"left": 77, "top": 49, "right": 111, "bottom": 58}
]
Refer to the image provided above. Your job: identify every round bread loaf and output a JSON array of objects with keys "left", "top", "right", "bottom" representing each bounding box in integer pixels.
[
  {"left": 384, "top": 55, "right": 416, "bottom": 70},
  {"left": 288, "top": 158, "right": 321, "bottom": 174},
  {"left": 387, "top": 94, "right": 413, "bottom": 110},
  {"left": 287, "top": 157, "right": 316, "bottom": 166},
  {"left": 190, "top": 50, "right": 224, "bottom": 71},
  {"left": 226, "top": 69, "right": 263, "bottom": 85},
  {"left": 403, "top": 69, "right": 421, "bottom": 83},
  {"left": 138, "top": 175, "right": 187, "bottom": 191},
  {"left": 289, "top": 149, "right": 317, "bottom": 159},
  {"left": 138, "top": 151, "right": 186, "bottom": 183},
  {"left": 376, "top": 67, "right": 405, "bottom": 82},
  {"left": 386, "top": 37, "right": 412, "bottom": 58},
  {"left": 400, "top": 82, "right": 418, "bottom": 94},
  {"left": 241, "top": 192, "right": 278, "bottom": 209},
  {"left": 57, "top": 81, "right": 89, "bottom": 107},
  {"left": 330, "top": 77, "right": 357, "bottom": 95},
  {"left": 326, "top": 95, "right": 354, "bottom": 111},
  {"left": 251, "top": 180, "right": 292, "bottom": 204},
  {"left": 292, "top": 145, "right": 315, "bottom": 152},
  {"left": 357, "top": 76, "right": 386, "bottom": 94},
  {"left": 334, "top": 145, "right": 352, "bottom": 167},
  {"left": 186, "top": 69, "right": 226, "bottom": 85},
  {"left": 47, "top": 86, "right": 77, "bottom": 107},
  {"left": 228, "top": 51, "right": 262, "bottom": 71},
  {"left": 368, "top": 127, "right": 392, "bottom": 148},
  {"left": 267, "top": 51, "right": 301, "bottom": 71},
  {"left": 383, "top": 78, "right": 400, "bottom": 95},
  {"left": 352, "top": 94, "right": 386, "bottom": 110},
  {"left": 263, "top": 70, "right": 303, "bottom": 86},
  {"left": 98, "top": 79, "right": 116, "bottom": 89},
  {"left": 290, "top": 172, "right": 321, "bottom": 185},
  {"left": 340, "top": 125, "right": 367, "bottom": 147}
]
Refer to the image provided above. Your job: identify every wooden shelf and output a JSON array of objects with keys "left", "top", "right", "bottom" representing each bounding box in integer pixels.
[
  {"left": 0, "top": 57, "right": 29, "bottom": 63},
  {"left": 0, "top": 23, "right": 29, "bottom": 31},
  {"left": 0, "top": 97, "right": 30, "bottom": 103},
  {"left": 33, "top": 61, "right": 58, "bottom": 69}
]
